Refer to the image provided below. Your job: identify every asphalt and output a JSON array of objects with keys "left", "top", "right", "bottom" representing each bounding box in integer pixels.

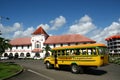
[
  {"left": 1, "top": 60, "right": 120, "bottom": 80},
  {"left": 8, "top": 69, "right": 51, "bottom": 80}
]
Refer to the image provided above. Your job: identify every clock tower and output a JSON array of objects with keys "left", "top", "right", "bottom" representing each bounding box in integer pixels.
[{"left": 31, "top": 27, "right": 49, "bottom": 59}]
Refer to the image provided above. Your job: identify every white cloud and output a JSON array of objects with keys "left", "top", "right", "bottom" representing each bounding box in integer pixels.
[
  {"left": 0, "top": 22, "right": 23, "bottom": 39},
  {"left": 80, "top": 15, "right": 92, "bottom": 22},
  {"left": 0, "top": 22, "right": 35, "bottom": 39},
  {"left": 67, "top": 15, "right": 120, "bottom": 44},
  {"left": 0, "top": 22, "right": 22, "bottom": 34},
  {"left": 37, "top": 16, "right": 66, "bottom": 31},
  {"left": 91, "top": 20, "right": 120, "bottom": 43},
  {"left": 50, "top": 16, "right": 66, "bottom": 30},
  {"left": 13, "top": 27, "right": 35, "bottom": 38},
  {"left": 68, "top": 15, "right": 96, "bottom": 34},
  {"left": 37, "top": 24, "right": 50, "bottom": 31}
]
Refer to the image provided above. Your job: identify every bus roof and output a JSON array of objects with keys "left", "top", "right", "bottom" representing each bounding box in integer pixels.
[{"left": 52, "top": 43, "right": 106, "bottom": 50}]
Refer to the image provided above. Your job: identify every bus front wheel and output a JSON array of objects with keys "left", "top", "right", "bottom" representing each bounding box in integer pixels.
[{"left": 46, "top": 62, "right": 53, "bottom": 69}]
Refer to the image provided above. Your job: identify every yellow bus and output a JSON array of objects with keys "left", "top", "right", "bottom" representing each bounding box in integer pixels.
[{"left": 44, "top": 43, "right": 109, "bottom": 74}]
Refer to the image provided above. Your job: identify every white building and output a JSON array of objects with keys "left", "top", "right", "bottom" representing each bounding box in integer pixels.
[
  {"left": 3, "top": 27, "right": 96, "bottom": 59},
  {"left": 105, "top": 34, "right": 120, "bottom": 55}
]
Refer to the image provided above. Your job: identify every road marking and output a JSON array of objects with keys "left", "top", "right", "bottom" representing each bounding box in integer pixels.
[{"left": 27, "top": 69, "right": 54, "bottom": 80}]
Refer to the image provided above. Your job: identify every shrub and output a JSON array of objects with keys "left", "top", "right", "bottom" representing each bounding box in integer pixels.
[{"left": 109, "top": 56, "right": 120, "bottom": 65}]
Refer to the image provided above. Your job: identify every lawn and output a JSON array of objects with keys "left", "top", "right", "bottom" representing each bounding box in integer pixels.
[{"left": 0, "top": 62, "right": 23, "bottom": 80}]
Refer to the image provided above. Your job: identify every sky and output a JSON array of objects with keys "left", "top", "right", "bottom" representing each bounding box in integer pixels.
[{"left": 0, "top": 0, "right": 120, "bottom": 44}]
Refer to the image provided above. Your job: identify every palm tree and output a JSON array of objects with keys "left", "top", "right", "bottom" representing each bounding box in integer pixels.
[
  {"left": 0, "top": 37, "right": 12, "bottom": 59},
  {"left": 44, "top": 45, "right": 51, "bottom": 58}
]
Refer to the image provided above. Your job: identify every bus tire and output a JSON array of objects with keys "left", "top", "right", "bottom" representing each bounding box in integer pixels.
[
  {"left": 71, "top": 64, "right": 80, "bottom": 74},
  {"left": 46, "top": 61, "right": 53, "bottom": 69}
]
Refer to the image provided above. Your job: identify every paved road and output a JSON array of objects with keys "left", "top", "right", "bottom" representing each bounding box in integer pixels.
[{"left": 2, "top": 60, "right": 120, "bottom": 80}]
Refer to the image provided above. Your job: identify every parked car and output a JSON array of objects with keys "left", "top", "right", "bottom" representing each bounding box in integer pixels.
[{"left": 0, "top": 56, "right": 9, "bottom": 60}]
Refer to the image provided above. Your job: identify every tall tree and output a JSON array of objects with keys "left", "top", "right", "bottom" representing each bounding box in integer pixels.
[{"left": 0, "top": 37, "right": 12, "bottom": 58}]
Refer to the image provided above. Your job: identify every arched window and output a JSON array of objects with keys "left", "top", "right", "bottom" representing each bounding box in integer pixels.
[
  {"left": 26, "top": 53, "right": 31, "bottom": 57},
  {"left": 4, "top": 53, "right": 8, "bottom": 57},
  {"left": 15, "top": 53, "right": 19, "bottom": 59},
  {"left": 35, "top": 52, "right": 40, "bottom": 57},
  {"left": 9, "top": 53, "right": 13, "bottom": 59},
  {"left": 35, "top": 42, "right": 41, "bottom": 48},
  {"left": 9, "top": 53, "right": 13, "bottom": 57},
  {"left": 20, "top": 53, "right": 24, "bottom": 57}
]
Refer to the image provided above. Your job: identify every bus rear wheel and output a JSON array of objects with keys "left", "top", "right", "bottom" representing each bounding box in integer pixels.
[{"left": 71, "top": 64, "right": 84, "bottom": 74}]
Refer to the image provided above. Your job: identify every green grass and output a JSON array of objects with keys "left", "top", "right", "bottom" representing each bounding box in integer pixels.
[{"left": 0, "top": 62, "right": 22, "bottom": 80}]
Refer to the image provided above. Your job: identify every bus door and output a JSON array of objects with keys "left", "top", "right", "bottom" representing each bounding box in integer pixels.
[
  {"left": 54, "top": 53, "right": 57, "bottom": 64},
  {"left": 98, "top": 47, "right": 109, "bottom": 65},
  {"left": 54, "top": 51, "right": 59, "bottom": 68}
]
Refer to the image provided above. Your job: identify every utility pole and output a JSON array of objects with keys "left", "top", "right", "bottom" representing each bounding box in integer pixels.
[{"left": 0, "top": 16, "right": 10, "bottom": 35}]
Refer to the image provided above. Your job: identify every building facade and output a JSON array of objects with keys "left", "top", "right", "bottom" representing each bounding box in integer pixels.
[
  {"left": 3, "top": 27, "right": 96, "bottom": 59},
  {"left": 105, "top": 34, "right": 120, "bottom": 55}
]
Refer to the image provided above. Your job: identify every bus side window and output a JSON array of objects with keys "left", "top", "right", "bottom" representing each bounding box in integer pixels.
[
  {"left": 88, "top": 49, "right": 92, "bottom": 55},
  {"left": 76, "top": 49, "right": 80, "bottom": 55},
  {"left": 82, "top": 49, "right": 87, "bottom": 55},
  {"left": 72, "top": 50, "right": 76, "bottom": 55},
  {"left": 92, "top": 48, "right": 96, "bottom": 55},
  {"left": 53, "top": 51, "right": 57, "bottom": 56},
  {"left": 52, "top": 51, "right": 56, "bottom": 55},
  {"left": 58, "top": 50, "right": 61, "bottom": 56},
  {"left": 66, "top": 50, "right": 70, "bottom": 55},
  {"left": 79, "top": 49, "right": 82, "bottom": 55},
  {"left": 71, "top": 50, "right": 74, "bottom": 55},
  {"left": 62, "top": 50, "right": 65, "bottom": 55}
]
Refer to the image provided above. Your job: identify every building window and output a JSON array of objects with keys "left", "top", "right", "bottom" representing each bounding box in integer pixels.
[
  {"left": 15, "top": 53, "right": 19, "bottom": 59},
  {"left": 26, "top": 53, "right": 31, "bottom": 57},
  {"left": 20, "top": 53, "right": 24, "bottom": 57},
  {"left": 21, "top": 46, "right": 24, "bottom": 49},
  {"left": 68, "top": 43, "right": 70, "bottom": 46},
  {"left": 36, "top": 44, "right": 40, "bottom": 48},
  {"left": 9, "top": 53, "right": 13, "bottom": 59},
  {"left": 35, "top": 52, "right": 40, "bottom": 57},
  {"left": 60, "top": 44, "right": 63, "bottom": 47},
  {"left": 4, "top": 53, "right": 8, "bottom": 57},
  {"left": 16, "top": 46, "right": 18, "bottom": 49},
  {"left": 53, "top": 44, "right": 56, "bottom": 48},
  {"left": 35, "top": 42, "right": 41, "bottom": 48},
  {"left": 27, "top": 45, "right": 30, "bottom": 49},
  {"left": 75, "top": 43, "right": 78, "bottom": 45}
]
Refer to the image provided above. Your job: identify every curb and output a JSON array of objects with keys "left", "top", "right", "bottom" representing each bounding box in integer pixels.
[{"left": 3, "top": 64, "right": 24, "bottom": 80}]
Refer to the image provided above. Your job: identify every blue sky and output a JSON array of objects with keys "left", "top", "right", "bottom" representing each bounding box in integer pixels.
[{"left": 0, "top": 0, "right": 120, "bottom": 43}]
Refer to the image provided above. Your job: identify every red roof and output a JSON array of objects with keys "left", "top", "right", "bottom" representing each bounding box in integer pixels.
[
  {"left": 44, "top": 34, "right": 96, "bottom": 44},
  {"left": 105, "top": 34, "right": 120, "bottom": 41},
  {"left": 10, "top": 37, "right": 31, "bottom": 46},
  {"left": 32, "top": 27, "right": 49, "bottom": 37}
]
